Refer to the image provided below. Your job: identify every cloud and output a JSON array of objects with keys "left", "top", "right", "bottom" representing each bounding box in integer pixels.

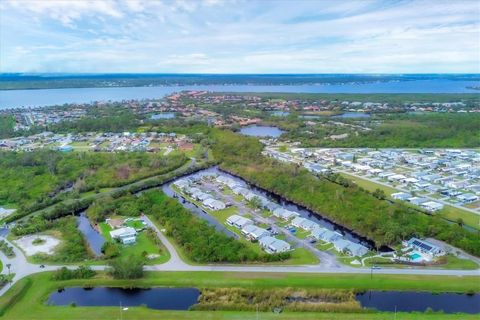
[{"left": 0, "top": 0, "right": 478, "bottom": 73}]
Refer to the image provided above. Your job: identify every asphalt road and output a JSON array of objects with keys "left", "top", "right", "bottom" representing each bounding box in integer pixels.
[{"left": 0, "top": 218, "right": 478, "bottom": 298}]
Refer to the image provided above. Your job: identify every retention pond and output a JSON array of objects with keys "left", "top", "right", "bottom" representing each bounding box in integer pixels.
[
  {"left": 356, "top": 291, "right": 480, "bottom": 314},
  {"left": 48, "top": 287, "right": 200, "bottom": 310}
]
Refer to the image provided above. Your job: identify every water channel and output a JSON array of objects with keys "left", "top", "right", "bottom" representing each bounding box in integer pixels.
[{"left": 48, "top": 287, "right": 200, "bottom": 310}]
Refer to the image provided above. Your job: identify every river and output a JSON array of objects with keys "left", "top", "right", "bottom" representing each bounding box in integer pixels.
[{"left": 1, "top": 79, "right": 479, "bottom": 109}]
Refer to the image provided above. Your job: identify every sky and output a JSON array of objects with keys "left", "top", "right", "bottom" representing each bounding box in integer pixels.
[{"left": 0, "top": 0, "right": 479, "bottom": 73}]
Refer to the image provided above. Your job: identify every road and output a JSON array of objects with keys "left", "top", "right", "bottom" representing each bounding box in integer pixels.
[{"left": 0, "top": 220, "right": 479, "bottom": 298}]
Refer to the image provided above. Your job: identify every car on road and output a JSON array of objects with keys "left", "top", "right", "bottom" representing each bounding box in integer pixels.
[
  {"left": 372, "top": 265, "right": 381, "bottom": 270},
  {"left": 39, "top": 265, "right": 45, "bottom": 269}
]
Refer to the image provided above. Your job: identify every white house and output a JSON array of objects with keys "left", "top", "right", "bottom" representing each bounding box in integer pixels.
[
  {"left": 259, "top": 236, "right": 291, "bottom": 254},
  {"left": 421, "top": 201, "right": 444, "bottom": 212},
  {"left": 110, "top": 227, "right": 137, "bottom": 245},
  {"left": 203, "top": 198, "right": 226, "bottom": 210},
  {"left": 226, "top": 215, "right": 253, "bottom": 229},
  {"left": 272, "top": 208, "right": 299, "bottom": 221},
  {"left": 241, "top": 224, "right": 270, "bottom": 241},
  {"left": 403, "top": 238, "right": 445, "bottom": 259}
]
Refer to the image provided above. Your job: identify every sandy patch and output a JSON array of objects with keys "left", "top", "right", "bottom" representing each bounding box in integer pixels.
[{"left": 14, "top": 235, "right": 61, "bottom": 256}]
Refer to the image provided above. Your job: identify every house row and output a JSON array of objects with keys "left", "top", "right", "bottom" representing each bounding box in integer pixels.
[{"left": 310, "top": 227, "right": 369, "bottom": 257}]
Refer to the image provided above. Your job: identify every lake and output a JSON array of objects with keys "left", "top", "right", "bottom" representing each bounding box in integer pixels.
[
  {"left": 301, "top": 112, "right": 371, "bottom": 119},
  {"left": 240, "top": 125, "right": 284, "bottom": 137},
  {"left": 356, "top": 291, "right": 480, "bottom": 314},
  {"left": 150, "top": 112, "right": 176, "bottom": 120},
  {"left": 48, "top": 287, "right": 200, "bottom": 310},
  {"left": 1, "top": 79, "right": 479, "bottom": 109},
  {"left": 76, "top": 212, "right": 105, "bottom": 257}
]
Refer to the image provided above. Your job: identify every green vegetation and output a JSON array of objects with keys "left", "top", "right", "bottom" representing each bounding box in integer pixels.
[
  {"left": 194, "top": 287, "right": 362, "bottom": 313},
  {"left": 143, "top": 190, "right": 290, "bottom": 263},
  {"left": 282, "top": 113, "right": 480, "bottom": 148},
  {"left": 0, "top": 115, "right": 15, "bottom": 139},
  {"left": 12, "top": 216, "right": 91, "bottom": 263},
  {"left": 0, "top": 272, "right": 479, "bottom": 320},
  {"left": 108, "top": 254, "right": 145, "bottom": 279},
  {"left": 51, "top": 266, "right": 96, "bottom": 281},
  {"left": 211, "top": 129, "right": 480, "bottom": 256},
  {"left": 0, "top": 150, "right": 187, "bottom": 221},
  {"left": 0, "top": 240, "right": 15, "bottom": 258}
]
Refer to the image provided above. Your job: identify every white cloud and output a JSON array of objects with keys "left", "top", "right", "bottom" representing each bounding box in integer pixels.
[{"left": 0, "top": 0, "right": 478, "bottom": 73}]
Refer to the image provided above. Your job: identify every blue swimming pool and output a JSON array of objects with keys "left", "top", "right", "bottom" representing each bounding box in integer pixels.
[{"left": 410, "top": 253, "right": 422, "bottom": 261}]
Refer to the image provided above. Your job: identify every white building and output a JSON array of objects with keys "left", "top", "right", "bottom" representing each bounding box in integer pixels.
[
  {"left": 226, "top": 215, "right": 253, "bottom": 229},
  {"left": 259, "top": 236, "right": 291, "bottom": 254},
  {"left": 110, "top": 227, "right": 137, "bottom": 245},
  {"left": 203, "top": 198, "right": 226, "bottom": 210}
]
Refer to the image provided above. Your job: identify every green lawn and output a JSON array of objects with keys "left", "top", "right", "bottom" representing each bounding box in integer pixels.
[
  {"left": 340, "top": 172, "right": 480, "bottom": 230},
  {"left": 0, "top": 272, "right": 479, "bottom": 320},
  {"left": 363, "top": 254, "right": 478, "bottom": 270},
  {"left": 98, "top": 222, "right": 169, "bottom": 265},
  {"left": 439, "top": 206, "right": 480, "bottom": 231},
  {"left": 339, "top": 172, "right": 398, "bottom": 195}
]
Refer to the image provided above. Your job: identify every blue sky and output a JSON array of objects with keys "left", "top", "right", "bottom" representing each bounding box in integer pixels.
[{"left": 1, "top": 0, "right": 479, "bottom": 73}]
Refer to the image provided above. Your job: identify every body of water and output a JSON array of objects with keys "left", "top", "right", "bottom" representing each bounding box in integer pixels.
[
  {"left": 76, "top": 212, "right": 105, "bottom": 257},
  {"left": 332, "top": 112, "right": 371, "bottom": 119},
  {"left": 1, "top": 80, "right": 479, "bottom": 109},
  {"left": 150, "top": 112, "right": 176, "bottom": 120},
  {"left": 239, "top": 125, "right": 284, "bottom": 137},
  {"left": 48, "top": 287, "right": 200, "bottom": 310},
  {"left": 356, "top": 291, "right": 480, "bottom": 314},
  {"left": 269, "top": 111, "right": 290, "bottom": 117},
  {"left": 300, "top": 112, "right": 371, "bottom": 119}
]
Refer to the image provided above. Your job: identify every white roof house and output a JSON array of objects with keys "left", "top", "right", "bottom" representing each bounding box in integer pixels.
[
  {"left": 272, "top": 208, "right": 300, "bottom": 221},
  {"left": 391, "top": 192, "right": 412, "bottom": 201},
  {"left": 421, "top": 201, "right": 444, "bottom": 212},
  {"left": 259, "top": 236, "right": 291, "bottom": 254},
  {"left": 404, "top": 238, "right": 445, "bottom": 258},
  {"left": 312, "top": 229, "right": 341, "bottom": 243},
  {"left": 299, "top": 219, "right": 319, "bottom": 231},
  {"left": 226, "top": 215, "right": 253, "bottom": 229},
  {"left": 333, "top": 239, "right": 351, "bottom": 252},
  {"left": 346, "top": 242, "right": 369, "bottom": 257},
  {"left": 241, "top": 225, "right": 270, "bottom": 241},
  {"left": 110, "top": 227, "right": 137, "bottom": 244},
  {"left": 291, "top": 217, "right": 307, "bottom": 228},
  {"left": 203, "top": 198, "right": 226, "bottom": 211}
]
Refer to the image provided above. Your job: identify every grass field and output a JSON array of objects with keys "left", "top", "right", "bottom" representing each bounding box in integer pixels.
[
  {"left": 339, "top": 172, "right": 480, "bottom": 230},
  {"left": 0, "top": 271, "right": 479, "bottom": 320},
  {"left": 98, "top": 222, "right": 169, "bottom": 265}
]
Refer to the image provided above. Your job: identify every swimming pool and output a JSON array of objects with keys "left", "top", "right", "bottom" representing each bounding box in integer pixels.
[{"left": 410, "top": 253, "right": 422, "bottom": 261}]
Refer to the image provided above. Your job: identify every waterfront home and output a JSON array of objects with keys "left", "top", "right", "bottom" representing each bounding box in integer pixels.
[
  {"left": 311, "top": 228, "right": 341, "bottom": 243},
  {"left": 110, "top": 227, "right": 137, "bottom": 245},
  {"left": 333, "top": 239, "right": 351, "bottom": 253},
  {"left": 272, "top": 208, "right": 300, "bottom": 221},
  {"left": 203, "top": 198, "right": 226, "bottom": 211},
  {"left": 226, "top": 215, "right": 253, "bottom": 229},
  {"left": 347, "top": 242, "right": 369, "bottom": 257},
  {"left": 259, "top": 236, "right": 291, "bottom": 254},
  {"left": 403, "top": 237, "right": 445, "bottom": 259},
  {"left": 241, "top": 225, "right": 270, "bottom": 241}
]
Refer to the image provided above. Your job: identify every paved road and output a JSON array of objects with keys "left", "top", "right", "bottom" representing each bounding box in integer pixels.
[{"left": 0, "top": 218, "right": 479, "bottom": 298}]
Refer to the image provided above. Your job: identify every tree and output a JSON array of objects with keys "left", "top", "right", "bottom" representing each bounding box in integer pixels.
[{"left": 108, "top": 254, "right": 145, "bottom": 279}]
